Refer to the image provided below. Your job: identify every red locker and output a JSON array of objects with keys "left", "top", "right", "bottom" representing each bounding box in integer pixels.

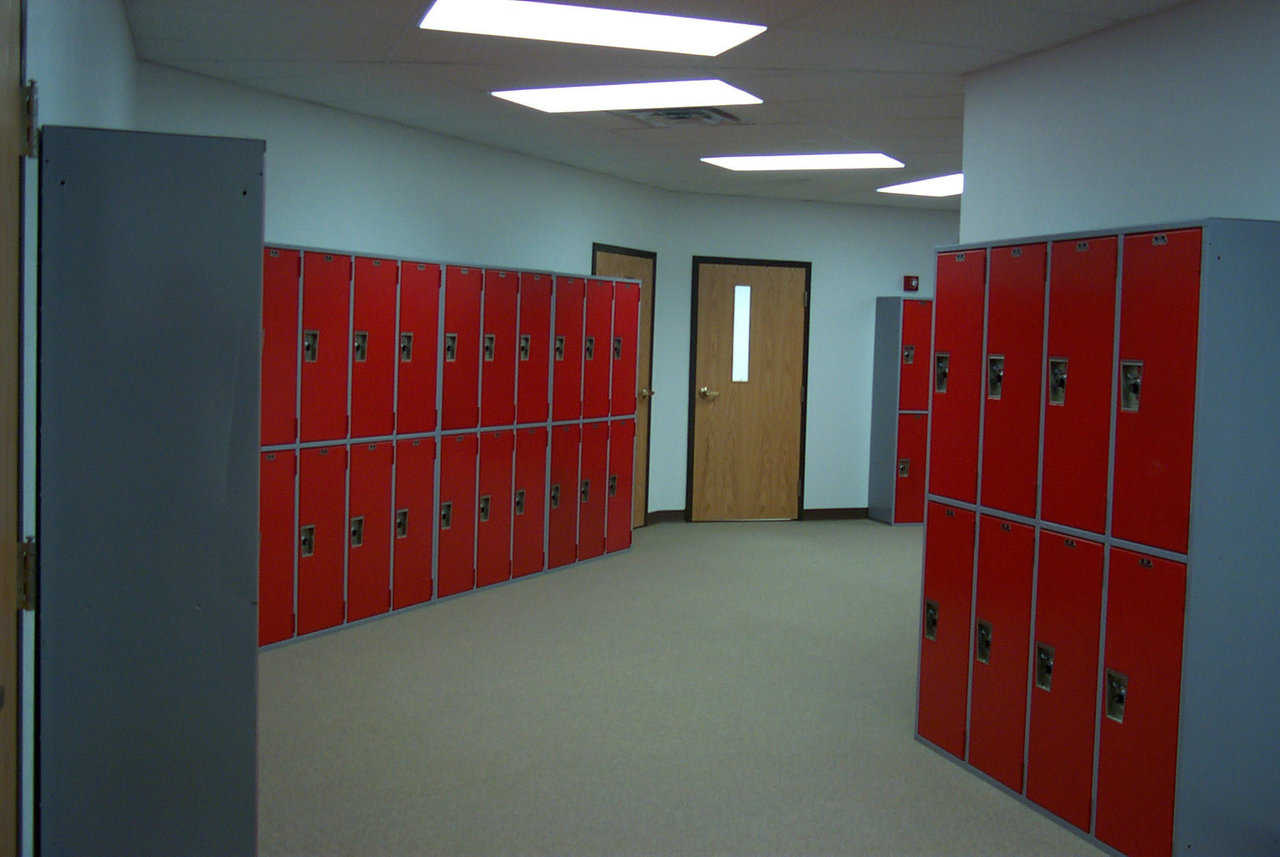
[
  {"left": 611, "top": 281, "right": 640, "bottom": 416},
  {"left": 1095, "top": 549, "right": 1186, "bottom": 857},
  {"left": 476, "top": 431, "right": 514, "bottom": 587},
  {"left": 968, "top": 515, "right": 1035, "bottom": 791},
  {"left": 578, "top": 422, "right": 609, "bottom": 560},
  {"left": 894, "top": 413, "right": 927, "bottom": 524},
  {"left": 481, "top": 270, "right": 519, "bottom": 427},
  {"left": 397, "top": 262, "right": 441, "bottom": 434},
  {"left": 606, "top": 419, "right": 635, "bottom": 553},
  {"left": 899, "top": 299, "right": 933, "bottom": 412},
  {"left": 350, "top": 257, "right": 397, "bottom": 439},
  {"left": 300, "top": 252, "right": 351, "bottom": 442},
  {"left": 548, "top": 424, "right": 580, "bottom": 569},
  {"left": 917, "top": 502, "right": 976, "bottom": 758},
  {"left": 1026, "top": 531, "right": 1104, "bottom": 830},
  {"left": 261, "top": 248, "right": 299, "bottom": 446},
  {"left": 437, "top": 433, "right": 477, "bottom": 597},
  {"left": 347, "top": 441, "right": 393, "bottom": 622},
  {"left": 516, "top": 273, "right": 552, "bottom": 425},
  {"left": 981, "top": 244, "right": 1046, "bottom": 518},
  {"left": 552, "top": 277, "right": 585, "bottom": 421},
  {"left": 258, "top": 450, "right": 295, "bottom": 646},
  {"left": 1112, "top": 229, "right": 1202, "bottom": 553},
  {"left": 583, "top": 279, "right": 613, "bottom": 418},
  {"left": 1042, "top": 237, "right": 1117, "bottom": 535},
  {"left": 392, "top": 437, "right": 434, "bottom": 609},
  {"left": 929, "top": 251, "right": 986, "bottom": 504},
  {"left": 513, "top": 427, "right": 547, "bottom": 578},
  {"left": 442, "top": 266, "right": 483, "bottom": 430},
  {"left": 297, "top": 445, "right": 347, "bottom": 634}
]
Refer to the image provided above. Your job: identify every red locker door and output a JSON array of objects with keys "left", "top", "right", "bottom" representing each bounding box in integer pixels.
[
  {"left": 442, "top": 266, "right": 482, "bottom": 430},
  {"left": 392, "top": 437, "right": 434, "bottom": 609},
  {"left": 481, "top": 270, "right": 519, "bottom": 427},
  {"left": 1095, "top": 549, "right": 1186, "bottom": 857},
  {"left": 917, "top": 502, "right": 976, "bottom": 758},
  {"left": 397, "top": 262, "right": 441, "bottom": 434},
  {"left": 552, "top": 277, "right": 585, "bottom": 421},
  {"left": 258, "top": 450, "right": 295, "bottom": 646},
  {"left": 548, "top": 424, "right": 580, "bottom": 569},
  {"left": 981, "top": 243, "right": 1046, "bottom": 518},
  {"left": 1042, "top": 237, "right": 1117, "bottom": 535},
  {"left": 1026, "top": 531, "right": 1104, "bottom": 830},
  {"left": 347, "top": 441, "right": 393, "bottom": 621},
  {"left": 516, "top": 273, "right": 552, "bottom": 425},
  {"left": 583, "top": 279, "right": 613, "bottom": 419},
  {"left": 513, "top": 427, "right": 547, "bottom": 578},
  {"left": 611, "top": 281, "right": 640, "bottom": 416},
  {"left": 893, "top": 413, "right": 927, "bottom": 524},
  {"left": 1113, "top": 229, "right": 1201, "bottom": 553},
  {"left": 899, "top": 299, "right": 933, "bottom": 412},
  {"left": 578, "top": 422, "right": 609, "bottom": 560},
  {"left": 928, "top": 251, "right": 986, "bottom": 504},
  {"left": 297, "top": 445, "right": 347, "bottom": 634},
  {"left": 300, "top": 252, "right": 351, "bottom": 442},
  {"left": 437, "top": 433, "right": 477, "bottom": 597},
  {"left": 969, "top": 515, "right": 1035, "bottom": 791},
  {"left": 606, "top": 419, "right": 635, "bottom": 553},
  {"left": 261, "top": 248, "right": 299, "bottom": 446},
  {"left": 476, "top": 430, "right": 514, "bottom": 587},
  {"left": 351, "top": 257, "right": 397, "bottom": 439}
]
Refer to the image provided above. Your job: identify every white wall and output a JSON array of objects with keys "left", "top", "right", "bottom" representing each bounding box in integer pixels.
[
  {"left": 134, "top": 63, "right": 958, "bottom": 512},
  {"left": 960, "top": 0, "right": 1280, "bottom": 242}
]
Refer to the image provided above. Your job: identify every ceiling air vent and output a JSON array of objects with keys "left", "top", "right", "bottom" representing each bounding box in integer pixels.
[{"left": 613, "top": 107, "right": 745, "bottom": 128}]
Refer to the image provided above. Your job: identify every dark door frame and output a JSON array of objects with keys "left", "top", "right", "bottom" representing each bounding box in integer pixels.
[{"left": 687, "top": 256, "right": 812, "bottom": 522}]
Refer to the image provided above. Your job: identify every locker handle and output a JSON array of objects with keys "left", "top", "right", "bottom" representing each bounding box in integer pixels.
[
  {"left": 924, "top": 600, "right": 939, "bottom": 641},
  {"left": 1049, "top": 359, "right": 1068, "bottom": 406},
  {"left": 519, "top": 334, "right": 531, "bottom": 361},
  {"left": 613, "top": 337, "right": 623, "bottom": 360},
  {"left": 400, "top": 333, "right": 414, "bottom": 362},
  {"left": 976, "top": 620, "right": 992, "bottom": 664},
  {"left": 483, "top": 334, "right": 496, "bottom": 362},
  {"left": 1105, "top": 669, "right": 1128, "bottom": 723},
  {"left": 585, "top": 336, "right": 596, "bottom": 361},
  {"left": 514, "top": 489, "right": 526, "bottom": 515},
  {"left": 580, "top": 480, "right": 590, "bottom": 503},
  {"left": 608, "top": 475, "right": 618, "bottom": 497},
  {"left": 550, "top": 484, "right": 560, "bottom": 510},
  {"left": 303, "top": 330, "right": 319, "bottom": 363},
  {"left": 444, "top": 333, "right": 458, "bottom": 362},
  {"left": 300, "top": 525, "right": 316, "bottom": 557},
  {"left": 354, "top": 331, "right": 369, "bottom": 362},
  {"left": 395, "top": 509, "right": 409, "bottom": 538},
  {"left": 1120, "top": 362, "right": 1143, "bottom": 412},
  {"left": 902, "top": 344, "right": 915, "bottom": 365},
  {"left": 554, "top": 336, "right": 566, "bottom": 361},
  {"left": 1035, "top": 643, "right": 1055, "bottom": 691},
  {"left": 440, "top": 502, "right": 452, "bottom": 530},
  {"left": 987, "top": 355, "right": 1004, "bottom": 400},
  {"left": 935, "top": 353, "right": 949, "bottom": 393},
  {"left": 897, "top": 458, "right": 910, "bottom": 478},
  {"left": 479, "top": 495, "right": 491, "bottom": 523},
  {"left": 350, "top": 516, "right": 364, "bottom": 547}
]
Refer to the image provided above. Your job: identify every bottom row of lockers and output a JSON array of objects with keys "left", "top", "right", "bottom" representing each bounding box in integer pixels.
[
  {"left": 919, "top": 502, "right": 1185, "bottom": 857},
  {"left": 258, "top": 420, "right": 636, "bottom": 646}
]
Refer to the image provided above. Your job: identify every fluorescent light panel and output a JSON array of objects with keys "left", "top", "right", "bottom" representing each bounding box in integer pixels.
[
  {"left": 493, "top": 79, "right": 761, "bottom": 113},
  {"left": 701, "top": 153, "right": 905, "bottom": 172},
  {"left": 877, "top": 173, "right": 964, "bottom": 197},
  {"left": 420, "top": 0, "right": 767, "bottom": 57}
]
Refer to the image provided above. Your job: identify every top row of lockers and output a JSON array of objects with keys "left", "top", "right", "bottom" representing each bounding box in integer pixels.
[{"left": 262, "top": 248, "right": 642, "bottom": 446}]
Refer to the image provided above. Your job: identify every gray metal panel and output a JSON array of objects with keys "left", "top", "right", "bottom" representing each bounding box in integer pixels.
[
  {"left": 38, "top": 127, "right": 263, "bottom": 857},
  {"left": 1174, "top": 218, "right": 1280, "bottom": 856},
  {"left": 867, "top": 297, "right": 902, "bottom": 523}
]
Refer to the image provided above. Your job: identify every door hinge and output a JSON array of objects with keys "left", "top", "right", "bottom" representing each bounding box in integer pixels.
[
  {"left": 22, "top": 80, "right": 38, "bottom": 158},
  {"left": 17, "top": 538, "right": 36, "bottom": 612}
]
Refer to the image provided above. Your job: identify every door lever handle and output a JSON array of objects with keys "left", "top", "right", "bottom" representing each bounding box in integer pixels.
[{"left": 698, "top": 386, "right": 720, "bottom": 400}]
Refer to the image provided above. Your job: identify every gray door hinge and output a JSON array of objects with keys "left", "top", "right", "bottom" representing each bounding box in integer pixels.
[
  {"left": 18, "top": 538, "right": 36, "bottom": 611},
  {"left": 22, "top": 80, "right": 38, "bottom": 158}
]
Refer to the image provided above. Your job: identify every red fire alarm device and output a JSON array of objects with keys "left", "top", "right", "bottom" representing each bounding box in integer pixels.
[{"left": 903, "top": 275, "right": 920, "bottom": 292}]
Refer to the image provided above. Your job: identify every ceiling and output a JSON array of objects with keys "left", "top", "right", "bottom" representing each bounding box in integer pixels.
[{"left": 123, "top": 0, "right": 1187, "bottom": 211}]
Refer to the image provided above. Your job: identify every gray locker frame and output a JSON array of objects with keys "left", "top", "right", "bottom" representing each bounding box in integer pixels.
[{"left": 914, "top": 218, "right": 1280, "bottom": 857}]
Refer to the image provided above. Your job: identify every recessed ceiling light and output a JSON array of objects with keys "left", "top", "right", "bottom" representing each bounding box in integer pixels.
[
  {"left": 419, "top": 0, "right": 767, "bottom": 57},
  {"left": 877, "top": 173, "right": 964, "bottom": 197},
  {"left": 492, "top": 79, "right": 762, "bottom": 114},
  {"left": 701, "top": 153, "right": 905, "bottom": 171}
]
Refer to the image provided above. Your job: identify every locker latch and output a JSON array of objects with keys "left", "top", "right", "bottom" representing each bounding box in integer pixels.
[
  {"left": 395, "top": 509, "right": 409, "bottom": 538},
  {"left": 903, "top": 345, "right": 915, "bottom": 365},
  {"left": 519, "top": 334, "right": 531, "bottom": 361},
  {"left": 303, "top": 330, "right": 319, "bottom": 363},
  {"left": 444, "top": 333, "right": 458, "bottom": 362},
  {"left": 554, "top": 336, "right": 566, "bottom": 361},
  {"left": 300, "top": 525, "right": 316, "bottom": 557},
  {"left": 580, "top": 480, "right": 590, "bottom": 502},
  {"left": 976, "top": 620, "right": 992, "bottom": 664},
  {"left": 440, "top": 502, "right": 452, "bottom": 530},
  {"left": 585, "top": 336, "right": 596, "bottom": 361},
  {"left": 987, "top": 355, "right": 1005, "bottom": 400},
  {"left": 1120, "top": 362, "right": 1142, "bottom": 412},
  {"left": 1049, "top": 359, "right": 1068, "bottom": 406},
  {"left": 924, "top": 600, "right": 939, "bottom": 641},
  {"left": 400, "top": 333, "right": 414, "bottom": 362},
  {"left": 613, "top": 337, "right": 623, "bottom": 360},
  {"left": 483, "top": 334, "right": 496, "bottom": 362},
  {"left": 1035, "top": 643, "right": 1055, "bottom": 691},
  {"left": 897, "top": 458, "right": 910, "bottom": 478},
  {"left": 1105, "top": 669, "right": 1128, "bottom": 723},
  {"left": 514, "top": 489, "right": 526, "bottom": 515},
  {"left": 350, "top": 516, "right": 364, "bottom": 547},
  {"left": 935, "top": 353, "right": 949, "bottom": 393},
  {"left": 550, "top": 484, "right": 560, "bottom": 509},
  {"left": 354, "top": 331, "right": 369, "bottom": 362},
  {"left": 608, "top": 475, "right": 618, "bottom": 497},
  {"left": 479, "top": 495, "right": 491, "bottom": 523}
]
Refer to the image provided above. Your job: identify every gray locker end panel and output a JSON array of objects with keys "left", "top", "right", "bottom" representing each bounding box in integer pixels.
[
  {"left": 1175, "top": 219, "right": 1280, "bottom": 855},
  {"left": 867, "top": 297, "right": 902, "bottom": 523},
  {"left": 38, "top": 127, "right": 263, "bottom": 857}
]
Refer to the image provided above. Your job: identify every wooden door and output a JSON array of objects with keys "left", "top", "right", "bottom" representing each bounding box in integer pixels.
[
  {"left": 690, "top": 259, "right": 808, "bottom": 521},
  {"left": 592, "top": 244, "right": 654, "bottom": 528}
]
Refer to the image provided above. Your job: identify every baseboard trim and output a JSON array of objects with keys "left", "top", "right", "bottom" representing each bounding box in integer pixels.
[
  {"left": 645, "top": 510, "right": 686, "bottom": 525},
  {"left": 801, "top": 507, "right": 869, "bottom": 521}
]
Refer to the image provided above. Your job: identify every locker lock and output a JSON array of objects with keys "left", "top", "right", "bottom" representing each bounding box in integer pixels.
[
  {"left": 478, "top": 495, "right": 492, "bottom": 523},
  {"left": 303, "top": 330, "right": 319, "bottom": 363},
  {"left": 976, "top": 620, "right": 992, "bottom": 664},
  {"left": 550, "top": 484, "right": 561, "bottom": 509},
  {"left": 440, "top": 502, "right": 453, "bottom": 530},
  {"left": 483, "top": 334, "right": 496, "bottom": 362},
  {"left": 554, "top": 336, "right": 566, "bottom": 361},
  {"left": 613, "top": 337, "right": 623, "bottom": 360},
  {"left": 300, "top": 525, "right": 316, "bottom": 557},
  {"left": 399, "top": 333, "right": 414, "bottom": 362},
  {"left": 1035, "top": 643, "right": 1055, "bottom": 691},
  {"left": 935, "top": 353, "right": 950, "bottom": 393},
  {"left": 354, "top": 331, "right": 369, "bottom": 362},
  {"left": 444, "top": 333, "right": 458, "bottom": 362},
  {"left": 902, "top": 344, "right": 915, "bottom": 365},
  {"left": 897, "top": 458, "right": 910, "bottom": 478},
  {"left": 580, "top": 480, "right": 591, "bottom": 503},
  {"left": 350, "top": 516, "right": 364, "bottom": 547},
  {"left": 608, "top": 474, "right": 618, "bottom": 497},
  {"left": 987, "top": 355, "right": 1005, "bottom": 400},
  {"left": 1049, "top": 359, "right": 1068, "bottom": 406},
  {"left": 1105, "top": 669, "right": 1128, "bottom": 723},
  {"left": 585, "top": 336, "right": 596, "bottom": 361},
  {"left": 519, "top": 334, "right": 531, "bottom": 361},
  {"left": 924, "top": 600, "right": 939, "bottom": 641},
  {"left": 1121, "top": 362, "right": 1143, "bottom": 412},
  {"left": 514, "top": 489, "right": 526, "bottom": 515},
  {"left": 395, "top": 509, "right": 409, "bottom": 538}
]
